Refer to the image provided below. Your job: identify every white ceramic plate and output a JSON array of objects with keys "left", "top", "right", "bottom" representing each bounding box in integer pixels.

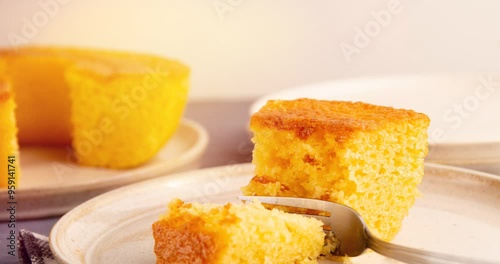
[
  {"left": 0, "top": 119, "right": 208, "bottom": 220},
  {"left": 250, "top": 74, "right": 500, "bottom": 174},
  {"left": 50, "top": 163, "right": 500, "bottom": 264}
]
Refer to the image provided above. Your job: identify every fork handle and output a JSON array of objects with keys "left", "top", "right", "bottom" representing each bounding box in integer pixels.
[{"left": 366, "top": 231, "right": 499, "bottom": 264}]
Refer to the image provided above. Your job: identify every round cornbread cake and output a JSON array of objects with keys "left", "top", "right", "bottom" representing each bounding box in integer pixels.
[
  {"left": 0, "top": 46, "right": 189, "bottom": 186},
  {"left": 152, "top": 199, "right": 329, "bottom": 264},
  {"left": 242, "top": 98, "right": 430, "bottom": 241}
]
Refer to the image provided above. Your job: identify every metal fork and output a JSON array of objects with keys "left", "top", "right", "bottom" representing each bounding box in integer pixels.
[{"left": 238, "top": 196, "right": 498, "bottom": 264}]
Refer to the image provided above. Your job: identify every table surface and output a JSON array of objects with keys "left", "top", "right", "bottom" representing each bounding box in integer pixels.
[{"left": 0, "top": 99, "right": 254, "bottom": 263}]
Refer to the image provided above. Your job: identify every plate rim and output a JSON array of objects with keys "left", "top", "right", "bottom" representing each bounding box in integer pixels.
[
  {"left": 0, "top": 118, "right": 209, "bottom": 220},
  {"left": 49, "top": 162, "right": 500, "bottom": 264},
  {"left": 10, "top": 118, "right": 209, "bottom": 195}
]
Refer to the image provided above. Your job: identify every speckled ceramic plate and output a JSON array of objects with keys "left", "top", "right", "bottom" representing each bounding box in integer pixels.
[
  {"left": 50, "top": 163, "right": 500, "bottom": 264},
  {"left": 250, "top": 74, "right": 500, "bottom": 175},
  {"left": 0, "top": 119, "right": 208, "bottom": 220}
]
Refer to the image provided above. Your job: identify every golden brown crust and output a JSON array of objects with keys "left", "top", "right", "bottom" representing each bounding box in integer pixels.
[
  {"left": 251, "top": 98, "right": 430, "bottom": 141},
  {"left": 152, "top": 200, "right": 239, "bottom": 264},
  {"left": 153, "top": 220, "right": 218, "bottom": 264},
  {"left": 0, "top": 46, "right": 190, "bottom": 79},
  {"left": 153, "top": 200, "right": 219, "bottom": 264}
]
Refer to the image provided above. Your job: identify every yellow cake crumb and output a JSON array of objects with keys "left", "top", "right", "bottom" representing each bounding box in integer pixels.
[
  {"left": 0, "top": 80, "right": 20, "bottom": 188},
  {"left": 153, "top": 199, "right": 328, "bottom": 264},
  {"left": 242, "top": 98, "right": 430, "bottom": 241}
]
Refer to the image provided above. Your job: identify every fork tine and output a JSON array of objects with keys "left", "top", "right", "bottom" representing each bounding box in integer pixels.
[
  {"left": 296, "top": 214, "right": 331, "bottom": 222},
  {"left": 239, "top": 195, "right": 366, "bottom": 257},
  {"left": 238, "top": 195, "right": 333, "bottom": 212},
  {"left": 238, "top": 196, "right": 334, "bottom": 231}
]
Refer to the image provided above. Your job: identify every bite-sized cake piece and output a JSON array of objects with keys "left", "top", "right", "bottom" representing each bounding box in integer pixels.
[
  {"left": 152, "top": 199, "right": 331, "bottom": 264},
  {"left": 242, "top": 98, "right": 430, "bottom": 241},
  {"left": 0, "top": 80, "right": 19, "bottom": 188}
]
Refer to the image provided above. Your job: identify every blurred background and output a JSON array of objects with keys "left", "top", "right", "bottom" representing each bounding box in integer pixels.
[
  {"left": 1, "top": 3, "right": 500, "bottom": 263},
  {"left": 1, "top": 0, "right": 499, "bottom": 100}
]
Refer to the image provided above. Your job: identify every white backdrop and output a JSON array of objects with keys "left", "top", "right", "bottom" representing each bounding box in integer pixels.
[{"left": 1, "top": 0, "right": 499, "bottom": 100}]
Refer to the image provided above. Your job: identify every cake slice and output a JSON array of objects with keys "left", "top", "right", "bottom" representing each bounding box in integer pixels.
[
  {"left": 242, "top": 98, "right": 430, "bottom": 241},
  {"left": 0, "top": 80, "right": 19, "bottom": 188},
  {"left": 152, "top": 199, "right": 332, "bottom": 264},
  {"left": 65, "top": 49, "right": 189, "bottom": 168}
]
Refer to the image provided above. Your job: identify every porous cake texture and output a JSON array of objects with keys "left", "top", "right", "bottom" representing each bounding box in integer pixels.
[
  {"left": 152, "top": 199, "right": 326, "bottom": 264},
  {"left": 242, "top": 98, "right": 430, "bottom": 241},
  {"left": 0, "top": 80, "right": 19, "bottom": 188},
  {"left": 0, "top": 46, "right": 189, "bottom": 172}
]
